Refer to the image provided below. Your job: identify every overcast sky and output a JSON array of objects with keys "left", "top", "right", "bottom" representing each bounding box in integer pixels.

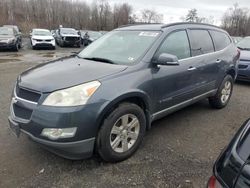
[{"left": 85, "top": 0, "right": 250, "bottom": 25}]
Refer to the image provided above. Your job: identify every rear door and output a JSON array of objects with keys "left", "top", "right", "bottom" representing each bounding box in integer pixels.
[{"left": 187, "top": 29, "right": 219, "bottom": 94}]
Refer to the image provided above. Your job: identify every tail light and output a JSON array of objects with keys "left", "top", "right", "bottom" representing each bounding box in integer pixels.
[{"left": 207, "top": 176, "right": 223, "bottom": 188}]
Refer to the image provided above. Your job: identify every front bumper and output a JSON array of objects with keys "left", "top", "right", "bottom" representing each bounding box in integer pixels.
[
  {"left": 8, "top": 85, "right": 109, "bottom": 159},
  {"left": 0, "top": 42, "right": 15, "bottom": 49},
  {"left": 63, "top": 40, "right": 81, "bottom": 46},
  {"left": 32, "top": 40, "right": 55, "bottom": 48},
  {"left": 237, "top": 60, "right": 250, "bottom": 81}
]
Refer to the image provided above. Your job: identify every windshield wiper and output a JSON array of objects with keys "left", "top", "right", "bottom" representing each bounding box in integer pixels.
[
  {"left": 238, "top": 47, "right": 250, "bottom": 51},
  {"left": 83, "top": 57, "right": 116, "bottom": 64}
]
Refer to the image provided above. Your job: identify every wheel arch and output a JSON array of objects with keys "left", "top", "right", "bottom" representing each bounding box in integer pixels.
[{"left": 96, "top": 91, "right": 152, "bottom": 134}]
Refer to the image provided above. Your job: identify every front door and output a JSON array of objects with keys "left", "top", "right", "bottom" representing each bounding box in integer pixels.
[{"left": 152, "top": 30, "right": 199, "bottom": 113}]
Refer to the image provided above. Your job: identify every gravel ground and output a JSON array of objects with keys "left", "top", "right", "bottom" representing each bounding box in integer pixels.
[{"left": 1, "top": 40, "right": 250, "bottom": 188}]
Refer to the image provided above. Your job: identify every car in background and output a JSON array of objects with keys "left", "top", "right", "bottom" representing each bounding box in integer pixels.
[
  {"left": 55, "top": 28, "right": 81, "bottom": 47},
  {"left": 51, "top": 30, "right": 56, "bottom": 38},
  {"left": 82, "top": 31, "right": 102, "bottom": 46},
  {"left": 8, "top": 23, "right": 238, "bottom": 162},
  {"left": 3, "top": 25, "right": 22, "bottom": 45},
  {"left": 231, "top": 36, "right": 243, "bottom": 44},
  {"left": 99, "top": 30, "right": 108, "bottom": 35},
  {"left": 0, "top": 27, "right": 22, "bottom": 51},
  {"left": 236, "top": 37, "right": 250, "bottom": 81},
  {"left": 208, "top": 119, "right": 250, "bottom": 188},
  {"left": 30, "top": 29, "right": 55, "bottom": 50}
]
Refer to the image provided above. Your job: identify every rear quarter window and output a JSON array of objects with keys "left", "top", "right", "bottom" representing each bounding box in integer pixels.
[
  {"left": 188, "top": 29, "right": 215, "bottom": 57},
  {"left": 210, "top": 30, "right": 231, "bottom": 51}
]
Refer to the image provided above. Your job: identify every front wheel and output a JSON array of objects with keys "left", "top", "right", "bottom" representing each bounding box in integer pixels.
[
  {"left": 209, "top": 75, "right": 233, "bottom": 109},
  {"left": 13, "top": 43, "right": 19, "bottom": 52},
  {"left": 97, "top": 103, "right": 146, "bottom": 162}
]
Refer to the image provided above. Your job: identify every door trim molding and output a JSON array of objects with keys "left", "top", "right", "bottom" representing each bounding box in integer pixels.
[{"left": 152, "top": 89, "right": 217, "bottom": 121}]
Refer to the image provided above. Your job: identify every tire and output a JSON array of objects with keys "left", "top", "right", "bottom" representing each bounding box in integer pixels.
[
  {"left": 52, "top": 46, "right": 56, "bottom": 50},
  {"left": 13, "top": 43, "right": 19, "bottom": 52},
  {"left": 209, "top": 75, "right": 233, "bottom": 109},
  {"left": 97, "top": 103, "right": 146, "bottom": 162},
  {"left": 32, "top": 46, "right": 36, "bottom": 50}
]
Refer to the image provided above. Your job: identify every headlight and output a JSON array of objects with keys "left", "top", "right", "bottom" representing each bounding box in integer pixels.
[
  {"left": 42, "top": 81, "right": 101, "bottom": 106},
  {"left": 41, "top": 127, "right": 77, "bottom": 140},
  {"left": 7, "top": 38, "right": 15, "bottom": 43}
]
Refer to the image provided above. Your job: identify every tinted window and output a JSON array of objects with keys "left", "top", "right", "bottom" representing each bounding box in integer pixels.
[
  {"left": 188, "top": 29, "right": 214, "bottom": 56},
  {"left": 210, "top": 30, "right": 231, "bottom": 51},
  {"left": 155, "top": 30, "right": 190, "bottom": 60}
]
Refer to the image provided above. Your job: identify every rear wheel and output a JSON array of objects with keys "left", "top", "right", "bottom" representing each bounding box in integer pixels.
[
  {"left": 209, "top": 75, "right": 233, "bottom": 109},
  {"left": 97, "top": 103, "right": 146, "bottom": 162}
]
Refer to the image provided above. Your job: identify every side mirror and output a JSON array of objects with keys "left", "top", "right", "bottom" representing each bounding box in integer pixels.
[{"left": 153, "top": 53, "right": 179, "bottom": 66}]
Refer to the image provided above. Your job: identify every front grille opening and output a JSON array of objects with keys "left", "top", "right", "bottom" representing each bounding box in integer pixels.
[
  {"left": 13, "top": 104, "right": 32, "bottom": 120},
  {"left": 238, "top": 64, "right": 248, "bottom": 69},
  {"left": 16, "top": 86, "right": 41, "bottom": 102}
]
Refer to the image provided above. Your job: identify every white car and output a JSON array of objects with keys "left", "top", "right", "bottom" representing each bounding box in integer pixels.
[{"left": 30, "top": 29, "right": 55, "bottom": 50}]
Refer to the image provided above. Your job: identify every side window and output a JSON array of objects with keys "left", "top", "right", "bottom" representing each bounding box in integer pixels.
[
  {"left": 210, "top": 30, "right": 231, "bottom": 51},
  {"left": 155, "top": 30, "right": 191, "bottom": 60},
  {"left": 188, "top": 29, "right": 214, "bottom": 56}
]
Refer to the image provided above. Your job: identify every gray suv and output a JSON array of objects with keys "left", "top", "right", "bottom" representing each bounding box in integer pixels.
[{"left": 8, "top": 23, "right": 239, "bottom": 162}]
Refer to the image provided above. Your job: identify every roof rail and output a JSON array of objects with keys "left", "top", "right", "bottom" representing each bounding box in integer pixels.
[
  {"left": 161, "top": 22, "right": 221, "bottom": 29},
  {"left": 118, "top": 23, "right": 163, "bottom": 28}
]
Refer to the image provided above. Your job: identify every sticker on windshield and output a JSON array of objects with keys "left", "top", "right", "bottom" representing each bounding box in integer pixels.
[
  {"left": 128, "top": 57, "right": 135, "bottom": 61},
  {"left": 139, "top": 32, "right": 159, "bottom": 37}
]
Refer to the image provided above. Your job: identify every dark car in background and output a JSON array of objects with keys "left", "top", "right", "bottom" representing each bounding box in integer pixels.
[
  {"left": 8, "top": 23, "right": 238, "bottom": 162},
  {"left": 82, "top": 30, "right": 103, "bottom": 46},
  {"left": 3, "top": 25, "right": 22, "bottom": 45},
  {"left": 55, "top": 28, "right": 81, "bottom": 47},
  {"left": 0, "top": 27, "right": 22, "bottom": 51},
  {"left": 236, "top": 37, "right": 250, "bottom": 81},
  {"left": 208, "top": 119, "right": 250, "bottom": 188}
]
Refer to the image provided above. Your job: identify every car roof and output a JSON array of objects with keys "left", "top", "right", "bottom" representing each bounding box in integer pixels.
[
  {"left": 116, "top": 22, "right": 223, "bottom": 32},
  {"left": 60, "top": 28, "right": 76, "bottom": 30},
  {"left": 0, "top": 26, "right": 14, "bottom": 30},
  {"left": 33, "top": 28, "right": 50, "bottom": 32}
]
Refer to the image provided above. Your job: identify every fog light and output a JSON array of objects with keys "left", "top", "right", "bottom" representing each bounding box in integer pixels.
[{"left": 41, "top": 127, "right": 77, "bottom": 140}]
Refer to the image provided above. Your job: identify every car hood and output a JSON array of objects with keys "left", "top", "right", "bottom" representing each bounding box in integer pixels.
[
  {"left": 240, "top": 50, "right": 250, "bottom": 61},
  {"left": 0, "top": 35, "right": 13, "bottom": 40},
  {"left": 61, "top": 34, "right": 80, "bottom": 37},
  {"left": 32, "top": 35, "right": 54, "bottom": 40},
  {"left": 18, "top": 56, "right": 128, "bottom": 93}
]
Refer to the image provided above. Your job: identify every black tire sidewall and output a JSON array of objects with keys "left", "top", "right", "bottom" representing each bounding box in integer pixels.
[{"left": 97, "top": 103, "right": 146, "bottom": 162}]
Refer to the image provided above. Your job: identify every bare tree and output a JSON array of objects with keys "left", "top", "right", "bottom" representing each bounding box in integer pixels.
[
  {"left": 141, "top": 9, "right": 163, "bottom": 23},
  {"left": 221, "top": 3, "right": 250, "bottom": 36}
]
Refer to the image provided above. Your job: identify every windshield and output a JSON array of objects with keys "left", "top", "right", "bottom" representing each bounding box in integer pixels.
[
  {"left": 237, "top": 37, "right": 250, "bottom": 50},
  {"left": 61, "top": 28, "right": 77, "bottom": 35},
  {"left": 0, "top": 27, "right": 14, "bottom": 35},
  {"left": 78, "top": 30, "right": 161, "bottom": 64},
  {"left": 33, "top": 30, "right": 52, "bottom": 36},
  {"left": 88, "top": 32, "right": 102, "bottom": 39}
]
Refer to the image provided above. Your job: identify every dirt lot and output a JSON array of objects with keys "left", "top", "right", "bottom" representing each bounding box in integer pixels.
[{"left": 1, "top": 40, "right": 250, "bottom": 188}]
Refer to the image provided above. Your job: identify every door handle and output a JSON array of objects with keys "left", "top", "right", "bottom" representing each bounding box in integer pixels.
[
  {"left": 216, "top": 59, "right": 222, "bottom": 63},
  {"left": 188, "top": 67, "right": 197, "bottom": 71}
]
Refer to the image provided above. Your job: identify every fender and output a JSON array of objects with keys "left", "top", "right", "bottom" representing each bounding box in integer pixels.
[{"left": 96, "top": 90, "right": 152, "bottom": 131}]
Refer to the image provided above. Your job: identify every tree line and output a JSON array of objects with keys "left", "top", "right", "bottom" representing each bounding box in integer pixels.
[
  {"left": 184, "top": 4, "right": 250, "bottom": 36},
  {"left": 0, "top": 0, "right": 249, "bottom": 36},
  {"left": 0, "top": 0, "right": 164, "bottom": 33}
]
